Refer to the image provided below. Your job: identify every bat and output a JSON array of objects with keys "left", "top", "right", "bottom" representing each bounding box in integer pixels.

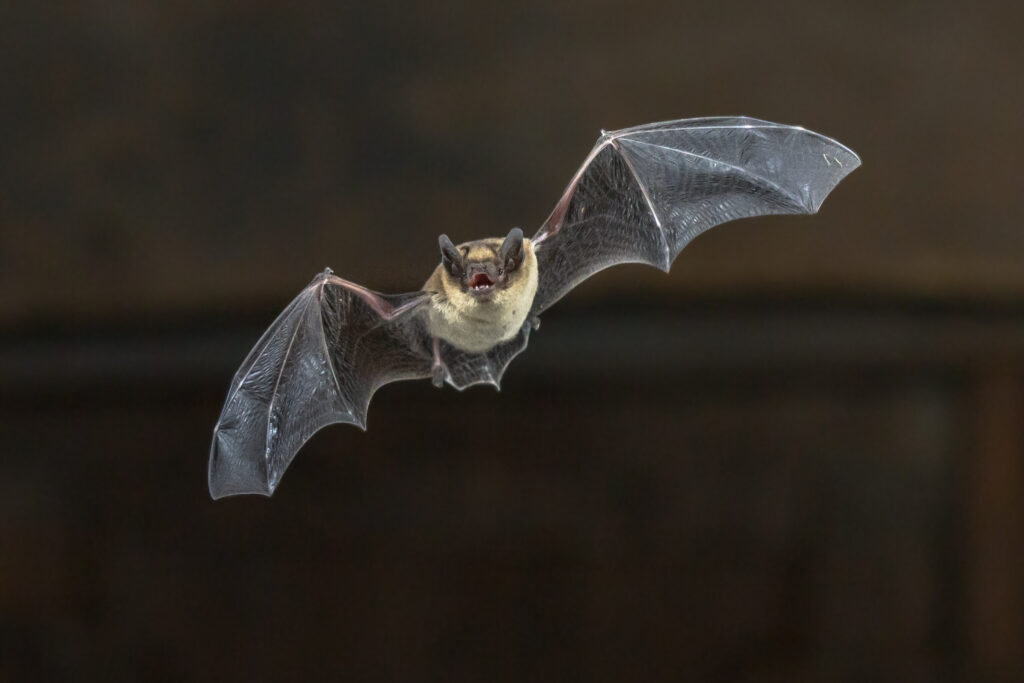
[{"left": 208, "top": 116, "right": 861, "bottom": 499}]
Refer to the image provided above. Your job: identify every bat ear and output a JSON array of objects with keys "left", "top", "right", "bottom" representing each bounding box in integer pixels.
[
  {"left": 498, "top": 227, "right": 524, "bottom": 267},
  {"left": 439, "top": 234, "right": 463, "bottom": 276}
]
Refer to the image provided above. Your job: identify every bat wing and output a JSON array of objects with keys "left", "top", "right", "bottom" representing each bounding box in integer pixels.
[
  {"left": 529, "top": 117, "right": 861, "bottom": 314},
  {"left": 208, "top": 269, "right": 433, "bottom": 498},
  {"left": 438, "top": 324, "right": 533, "bottom": 391}
]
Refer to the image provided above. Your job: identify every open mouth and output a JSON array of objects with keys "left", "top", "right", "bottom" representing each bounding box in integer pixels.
[{"left": 469, "top": 272, "right": 495, "bottom": 291}]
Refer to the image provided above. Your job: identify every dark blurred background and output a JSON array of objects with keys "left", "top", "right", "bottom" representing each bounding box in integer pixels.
[{"left": 2, "top": 1, "right": 1022, "bottom": 681}]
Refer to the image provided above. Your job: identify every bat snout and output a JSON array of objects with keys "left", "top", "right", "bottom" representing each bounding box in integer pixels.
[
  {"left": 465, "top": 262, "right": 499, "bottom": 296},
  {"left": 470, "top": 272, "right": 494, "bottom": 290}
]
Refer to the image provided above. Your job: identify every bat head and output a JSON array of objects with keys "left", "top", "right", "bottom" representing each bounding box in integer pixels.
[{"left": 438, "top": 228, "right": 527, "bottom": 301}]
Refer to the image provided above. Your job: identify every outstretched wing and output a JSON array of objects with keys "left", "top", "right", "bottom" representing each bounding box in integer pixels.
[
  {"left": 530, "top": 117, "right": 861, "bottom": 314},
  {"left": 208, "top": 269, "right": 432, "bottom": 498}
]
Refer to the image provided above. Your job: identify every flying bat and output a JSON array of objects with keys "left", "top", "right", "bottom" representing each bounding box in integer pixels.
[{"left": 208, "top": 116, "right": 861, "bottom": 499}]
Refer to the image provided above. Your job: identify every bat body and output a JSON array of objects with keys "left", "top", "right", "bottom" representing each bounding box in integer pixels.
[
  {"left": 422, "top": 232, "right": 539, "bottom": 356},
  {"left": 209, "top": 117, "right": 861, "bottom": 499}
]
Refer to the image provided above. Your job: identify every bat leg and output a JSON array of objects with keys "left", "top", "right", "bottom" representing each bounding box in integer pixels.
[{"left": 430, "top": 337, "right": 448, "bottom": 388}]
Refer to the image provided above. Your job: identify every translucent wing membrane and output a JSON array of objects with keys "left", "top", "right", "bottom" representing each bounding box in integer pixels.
[
  {"left": 440, "top": 324, "right": 533, "bottom": 391},
  {"left": 530, "top": 117, "right": 861, "bottom": 314},
  {"left": 208, "top": 272, "right": 535, "bottom": 498},
  {"left": 208, "top": 271, "right": 432, "bottom": 498}
]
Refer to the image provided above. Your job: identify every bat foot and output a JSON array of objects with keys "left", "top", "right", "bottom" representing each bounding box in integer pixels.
[
  {"left": 430, "top": 336, "right": 448, "bottom": 388},
  {"left": 528, "top": 314, "right": 541, "bottom": 331}
]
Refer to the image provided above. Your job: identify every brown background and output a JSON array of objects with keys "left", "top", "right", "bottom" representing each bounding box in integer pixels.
[{"left": 2, "top": 0, "right": 1022, "bottom": 681}]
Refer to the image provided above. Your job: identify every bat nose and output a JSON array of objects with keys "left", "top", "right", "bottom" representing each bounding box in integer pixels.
[{"left": 466, "top": 262, "right": 495, "bottom": 278}]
